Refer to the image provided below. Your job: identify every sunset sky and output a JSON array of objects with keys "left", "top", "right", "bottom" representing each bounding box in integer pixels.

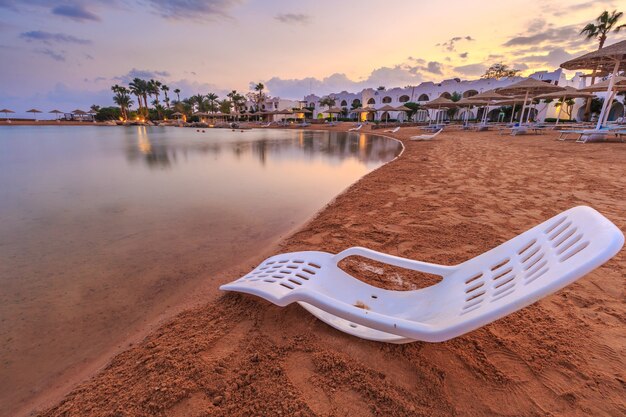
[{"left": 0, "top": 0, "right": 623, "bottom": 116}]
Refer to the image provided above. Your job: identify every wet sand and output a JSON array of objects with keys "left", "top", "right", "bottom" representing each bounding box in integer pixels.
[{"left": 30, "top": 125, "right": 626, "bottom": 416}]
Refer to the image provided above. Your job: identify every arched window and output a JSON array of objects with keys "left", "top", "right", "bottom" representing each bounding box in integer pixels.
[
  {"left": 367, "top": 98, "right": 376, "bottom": 105},
  {"left": 351, "top": 99, "right": 361, "bottom": 108},
  {"left": 262, "top": 104, "right": 266, "bottom": 109},
  {"left": 417, "top": 94, "right": 429, "bottom": 102},
  {"left": 440, "top": 92, "right": 452, "bottom": 99},
  {"left": 399, "top": 95, "right": 410, "bottom": 102},
  {"left": 309, "top": 102, "right": 315, "bottom": 108},
  {"left": 463, "top": 90, "right": 478, "bottom": 98},
  {"left": 340, "top": 100, "right": 347, "bottom": 106},
  {"left": 382, "top": 96, "right": 392, "bottom": 103}
]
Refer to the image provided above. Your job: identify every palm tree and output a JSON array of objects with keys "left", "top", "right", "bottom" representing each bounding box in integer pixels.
[
  {"left": 253, "top": 82, "right": 265, "bottom": 111},
  {"left": 128, "top": 78, "right": 143, "bottom": 110},
  {"left": 112, "top": 86, "right": 133, "bottom": 120},
  {"left": 148, "top": 79, "right": 162, "bottom": 106},
  {"left": 161, "top": 84, "right": 170, "bottom": 109},
  {"left": 174, "top": 88, "right": 181, "bottom": 102},
  {"left": 227, "top": 90, "right": 245, "bottom": 120},
  {"left": 206, "top": 92, "right": 219, "bottom": 113},
  {"left": 580, "top": 10, "right": 625, "bottom": 120},
  {"left": 191, "top": 94, "right": 206, "bottom": 112},
  {"left": 319, "top": 96, "right": 336, "bottom": 121}
]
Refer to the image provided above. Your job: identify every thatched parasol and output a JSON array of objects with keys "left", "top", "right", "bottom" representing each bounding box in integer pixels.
[
  {"left": 560, "top": 39, "right": 626, "bottom": 73},
  {"left": 561, "top": 40, "right": 626, "bottom": 129},
  {"left": 26, "top": 108, "right": 42, "bottom": 121},
  {"left": 467, "top": 90, "right": 511, "bottom": 123},
  {"left": 422, "top": 97, "right": 457, "bottom": 125},
  {"left": 497, "top": 78, "right": 564, "bottom": 124},
  {"left": 534, "top": 86, "right": 595, "bottom": 125},
  {"left": 376, "top": 104, "right": 397, "bottom": 123},
  {"left": 393, "top": 105, "right": 412, "bottom": 122},
  {"left": 1, "top": 108, "right": 15, "bottom": 121},
  {"left": 578, "top": 75, "right": 626, "bottom": 92},
  {"left": 455, "top": 98, "right": 487, "bottom": 124}
]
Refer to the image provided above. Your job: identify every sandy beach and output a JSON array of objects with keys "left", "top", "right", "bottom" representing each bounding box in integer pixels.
[{"left": 24, "top": 124, "right": 626, "bottom": 416}]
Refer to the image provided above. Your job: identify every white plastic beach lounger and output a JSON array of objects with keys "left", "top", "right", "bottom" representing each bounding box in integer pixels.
[
  {"left": 410, "top": 129, "right": 442, "bottom": 141},
  {"left": 384, "top": 127, "right": 400, "bottom": 133},
  {"left": 348, "top": 124, "right": 362, "bottom": 132},
  {"left": 221, "top": 206, "right": 623, "bottom": 343}
]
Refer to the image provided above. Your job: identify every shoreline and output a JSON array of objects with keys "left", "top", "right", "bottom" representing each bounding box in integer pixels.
[
  {"left": 9, "top": 125, "right": 403, "bottom": 417},
  {"left": 17, "top": 124, "right": 626, "bottom": 416}
]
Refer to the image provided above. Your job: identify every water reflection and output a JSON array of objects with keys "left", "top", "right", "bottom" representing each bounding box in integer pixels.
[
  {"left": 0, "top": 125, "right": 401, "bottom": 415},
  {"left": 123, "top": 127, "right": 402, "bottom": 169}
]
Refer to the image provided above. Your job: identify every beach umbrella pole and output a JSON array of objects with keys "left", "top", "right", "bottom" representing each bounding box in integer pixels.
[
  {"left": 596, "top": 60, "right": 620, "bottom": 130},
  {"left": 510, "top": 102, "right": 517, "bottom": 123},
  {"left": 555, "top": 95, "right": 565, "bottom": 125},
  {"left": 520, "top": 90, "right": 529, "bottom": 125}
]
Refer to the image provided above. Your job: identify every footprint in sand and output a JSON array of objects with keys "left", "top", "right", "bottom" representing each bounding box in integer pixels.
[
  {"left": 166, "top": 321, "right": 253, "bottom": 417},
  {"left": 167, "top": 392, "right": 213, "bottom": 417},
  {"left": 285, "top": 352, "right": 373, "bottom": 417},
  {"left": 200, "top": 320, "right": 253, "bottom": 363},
  {"left": 486, "top": 349, "right": 571, "bottom": 414}
]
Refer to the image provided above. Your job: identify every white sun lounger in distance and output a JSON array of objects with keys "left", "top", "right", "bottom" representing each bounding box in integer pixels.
[
  {"left": 410, "top": 129, "right": 442, "bottom": 141},
  {"left": 348, "top": 124, "right": 362, "bottom": 131},
  {"left": 221, "top": 206, "right": 623, "bottom": 343},
  {"left": 384, "top": 126, "right": 400, "bottom": 133}
]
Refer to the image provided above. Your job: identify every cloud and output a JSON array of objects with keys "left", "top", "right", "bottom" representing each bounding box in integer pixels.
[
  {"left": 519, "top": 47, "right": 574, "bottom": 67},
  {"left": 52, "top": 4, "right": 100, "bottom": 22},
  {"left": 454, "top": 63, "right": 487, "bottom": 77},
  {"left": 263, "top": 63, "right": 432, "bottom": 99},
  {"left": 144, "top": 0, "right": 242, "bottom": 20},
  {"left": 503, "top": 23, "right": 589, "bottom": 50},
  {"left": 437, "top": 35, "right": 474, "bottom": 52},
  {"left": 274, "top": 13, "right": 310, "bottom": 24},
  {"left": 19, "top": 30, "right": 91, "bottom": 45},
  {"left": 113, "top": 68, "right": 172, "bottom": 83},
  {"left": 35, "top": 47, "right": 65, "bottom": 61},
  {"left": 425, "top": 61, "right": 443, "bottom": 75},
  {"left": 550, "top": 1, "right": 613, "bottom": 16}
]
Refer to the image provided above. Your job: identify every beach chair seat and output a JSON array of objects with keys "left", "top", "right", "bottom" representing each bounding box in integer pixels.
[
  {"left": 384, "top": 126, "right": 400, "bottom": 133},
  {"left": 348, "top": 124, "right": 362, "bottom": 132},
  {"left": 410, "top": 129, "right": 442, "bottom": 141},
  {"left": 220, "top": 206, "right": 623, "bottom": 343}
]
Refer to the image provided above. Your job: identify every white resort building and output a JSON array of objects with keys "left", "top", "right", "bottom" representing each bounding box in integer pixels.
[
  {"left": 244, "top": 69, "right": 624, "bottom": 124},
  {"left": 300, "top": 69, "right": 624, "bottom": 123}
]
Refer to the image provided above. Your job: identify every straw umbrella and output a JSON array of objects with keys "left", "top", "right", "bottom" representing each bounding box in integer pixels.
[
  {"left": 455, "top": 98, "right": 487, "bottom": 124},
  {"left": 273, "top": 109, "right": 294, "bottom": 124},
  {"left": 49, "top": 109, "right": 63, "bottom": 121},
  {"left": 1, "top": 108, "right": 14, "bottom": 122},
  {"left": 497, "top": 78, "right": 564, "bottom": 124},
  {"left": 534, "top": 86, "right": 595, "bottom": 125},
  {"left": 578, "top": 75, "right": 626, "bottom": 92},
  {"left": 326, "top": 106, "right": 343, "bottom": 123},
  {"left": 351, "top": 107, "right": 376, "bottom": 122},
  {"left": 561, "top": 40, "right": 626, "bottom": 129},
  {"left": 422, "top": 97, "right": 456, "bottom": 125},
  {"left": 293, "top": 107, "right": 312, "bottom": 120},
  {"left": 26, "top": 108, "right": 42, "bottom": 121},
  {"left": 72, "top": 109, "right": 88, "bottom": 122},
  {"left": 468, "top": 90, "right": 510, "bottom": 124},
  {"left": 394, "top": 105, "right": 411, "bottom": 122},
  {"left": 376, "top": 104, "right": 396, "bottom": 123},
  {"left": 492, "top": 96, "right": 528, "bottom": 124}
]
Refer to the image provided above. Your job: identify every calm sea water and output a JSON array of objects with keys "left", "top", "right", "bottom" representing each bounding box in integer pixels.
[{"left": 0, "top": 125, "right": 401, "bottom": 414}]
